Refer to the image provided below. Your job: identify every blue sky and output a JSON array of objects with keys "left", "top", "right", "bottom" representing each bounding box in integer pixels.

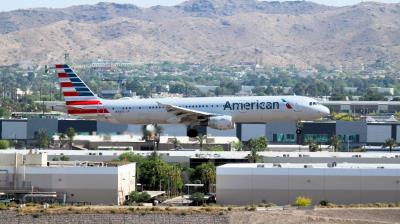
[{"left": 0, "top": 0, "right": 399, "bottom": 12}]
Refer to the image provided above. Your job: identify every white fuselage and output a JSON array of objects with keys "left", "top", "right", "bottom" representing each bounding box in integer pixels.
[{"left": 98, "top": 95, "right": 330, "bottom": 125}]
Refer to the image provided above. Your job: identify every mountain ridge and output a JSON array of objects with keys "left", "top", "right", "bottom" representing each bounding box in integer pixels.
[{"left": 0, "top": 1, "right": 399, "bottom": 68}]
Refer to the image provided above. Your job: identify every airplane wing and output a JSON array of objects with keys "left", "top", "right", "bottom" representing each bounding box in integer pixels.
[{"left": 157, "top": 102, "right": 217, "bottom": 124}]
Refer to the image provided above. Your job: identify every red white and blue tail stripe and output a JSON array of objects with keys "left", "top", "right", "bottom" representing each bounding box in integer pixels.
[{"left": 55, "top": 64, "right": 110, "bottom": 116}]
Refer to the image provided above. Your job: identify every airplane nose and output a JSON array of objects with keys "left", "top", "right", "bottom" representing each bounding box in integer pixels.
[{"left": 319, "top": 106, "right": 330, "bottom": 117}]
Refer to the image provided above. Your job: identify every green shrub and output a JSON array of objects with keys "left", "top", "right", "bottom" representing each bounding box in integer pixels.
[
  {"left": 319, "top": 200, "right": 330, "bottom": 206},
  {"left": 60, "top": 155, "right": 70, "bottom": 161},
  {"left": 0, "top": 203, "right": 7, "bottom": 210},
  {"left": 32, "top": 213, "right": 40, "bottom": 218},
  {"left": 126, "top": 191, "right": 151, "bottom": 204},
  {"left": 295, "top": 196, "right": 312, "bottom": 207},
  {"left": 227, "top": 207, "right": 232, "bottom": 211},
  {"left": 190, "top": 192, "right": 205, "bottom": 206},
  {"left": 0, "top": 140, "right": 10, "bottom": 150}
]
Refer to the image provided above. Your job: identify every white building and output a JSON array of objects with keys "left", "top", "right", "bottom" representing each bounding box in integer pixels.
[
  {"left": 0, "top": 152, "right": 135, "bottom": 205},
  {"left": 217, "top": 163, "right": 400, "bottom": 205}
]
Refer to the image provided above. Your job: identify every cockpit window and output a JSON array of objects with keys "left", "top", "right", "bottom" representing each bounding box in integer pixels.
[{"left": 309, "top": 102, "right": 318, "bottom": 106}]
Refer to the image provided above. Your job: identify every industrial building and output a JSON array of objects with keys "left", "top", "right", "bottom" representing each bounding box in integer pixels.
[
  {"left": 2, "top": 150, "right": 400, "bottom": 168},
  {"left": 322, "top": 101, "right": 400, "bottom": 115},
  {"left": 53, "top": 135, "right": 238, "bottom": 151},
  {"left": 0, "top": 152, "right": 136, "bottom": 205},
  {"left": 216, "top": 163, "right": 400, "bottom": 205},
  {"left": 1, "top": 117, "right": 400, "bottom": 150}
]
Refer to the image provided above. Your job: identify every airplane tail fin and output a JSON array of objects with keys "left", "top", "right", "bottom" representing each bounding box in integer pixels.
[{"left": 55, "top": 64, "right": 110, "bottom": 116}]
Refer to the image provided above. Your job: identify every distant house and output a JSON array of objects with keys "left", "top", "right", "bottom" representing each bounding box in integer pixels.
[
  {"left": 195, "top": 85, "right": 218, "bottom": 94},
  {"left": 369, "top": 87, "right": 394, "bottom": 96}
]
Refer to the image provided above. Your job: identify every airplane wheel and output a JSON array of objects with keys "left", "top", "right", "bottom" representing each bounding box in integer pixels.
[{"left": 187, "top": 129, "right": 198, "bottom": 138}]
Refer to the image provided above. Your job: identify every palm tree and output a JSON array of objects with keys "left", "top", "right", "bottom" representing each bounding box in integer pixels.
[
  {"left": 35, "top": 129, "right": 49, "bottom": 149},
  {"left": 195, "top": 134, "right": 207, "bottom": 151},
  {"left": 59, "top": 133, "right": 67, "bottom": 149},
  {"left": 171, "top": 137, "right": 181, "bottom": 149},
  {"left": 305, "top": 139, "right": 318, "bottom": 152},
  {"left": 154, "top": 124, "right": 164, "bottom": 151},
  {"left": 66, "top": 127, "right": 75, "bottom": 150},
  {"left": 246, "top": 148, "right": 263, "bottom": 163},
  {"left": 384, "top": 138, "right": 397, "bottom": 153},
  {"left": 196, "top": 162, "right": 216, "bottom": 193},
  {"left": 329, "top": 135, "right": 340, "bottom": 152}
]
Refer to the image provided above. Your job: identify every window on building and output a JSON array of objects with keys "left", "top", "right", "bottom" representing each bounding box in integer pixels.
[{"left": 304, "top": 134, "right": 329, "bottom": 143}]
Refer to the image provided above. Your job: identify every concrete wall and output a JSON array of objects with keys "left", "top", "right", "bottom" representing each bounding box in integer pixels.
[
  {"left": 27, "top": 119, "right": 58, "bottom": 139},
  {"left": 1, "top": 120, "right": 27, "bottom": 140},
  {"left": 241, "top": 124, "right": 266, "bottom": 141},
  {"left": 367, "top": 125, "right": 392, "bottom": 143},
  {"left": 207, "top": 127, "right": 237, "bottom": 137},
  {"left": 97, "top": 122, "right": 128, "bottom": 135},
  {"left": 217, "top": 166, "right": 400, "bottom": 205}
]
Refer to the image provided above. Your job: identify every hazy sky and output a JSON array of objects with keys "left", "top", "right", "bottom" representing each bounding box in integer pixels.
[{"left": 0, "top": 0, "right": 399, "bottom": 12}]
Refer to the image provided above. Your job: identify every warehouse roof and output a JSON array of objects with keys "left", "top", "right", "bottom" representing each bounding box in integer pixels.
[{"left": 219, "top": 163, "right": 400, "bottom": 169}]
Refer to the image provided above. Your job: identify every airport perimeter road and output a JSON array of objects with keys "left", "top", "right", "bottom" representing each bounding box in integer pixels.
[
  {"left": 230, "top": 208, "right": 400, "bottom": 224},
  {"left": 1, "top": 208, "right": 400, "bottom": 224}
]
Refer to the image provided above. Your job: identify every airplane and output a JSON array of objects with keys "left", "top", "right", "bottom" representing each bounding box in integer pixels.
[{"left": 55, "top": 64, "right": 330, "bottom": 137}]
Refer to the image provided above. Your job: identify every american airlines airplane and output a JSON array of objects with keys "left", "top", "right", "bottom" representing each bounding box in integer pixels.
[{"left": 55, "top": 64, "right": 330, "bottom": 137}]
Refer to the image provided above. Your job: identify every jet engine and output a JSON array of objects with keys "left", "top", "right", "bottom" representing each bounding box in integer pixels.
[{"left": 207, "top": 115, "right": 235, "bottom": 130}]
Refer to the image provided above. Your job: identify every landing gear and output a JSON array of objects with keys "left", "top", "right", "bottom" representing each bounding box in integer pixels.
[
  {"left": 187, "top": 129, "right": 198, "bottom": 138},
  {"left": 296, "top": 121, "right": 303, "bottom": 145},
  {"left": 187, "top": 125, "right": 207, "bottom": 138},
  {"left": 296, "top": 121, "right": 303, "bottom": 134}
]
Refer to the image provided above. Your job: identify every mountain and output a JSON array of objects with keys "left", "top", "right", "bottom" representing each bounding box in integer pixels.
[{"left": 0, "top": 0, "right": 399, "bottom": 68}]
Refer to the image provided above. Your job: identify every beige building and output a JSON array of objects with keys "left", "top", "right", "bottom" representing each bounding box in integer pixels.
[
  {"left": 217, "top": 163, "right": 400, "bottom": 205},
  {"left": 0, "top": 153, "right": 135, "bottom": 205}
]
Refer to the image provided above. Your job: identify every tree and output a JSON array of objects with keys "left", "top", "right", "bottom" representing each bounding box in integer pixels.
[
  {"left": 0, "top": 140, "right": 10, "bottom": 150},
  {"left": 58, "top": 133, "right": 67, "bottom": 149},
  {"left": 195, "top": 134, "right": 207, "bottom": 151},
  {"left": 384, "top": 138, "right": 397, "bottom": 153},
  {"left": 190, "top": 192, "right": 205, "bottom": 206},
  {"left": 248, "top": 137, "right": 268, "bottom": 151},
  {"left": 66, "top": 127, "right": 76, "bottom": 150},
  {"left": 154, "top": 124, "right": 164, "bottom": 151},
  {"left": 192, "top": 162, "right": 216, "bottom": 193},
  {"left": 118, "top": 152, "right": 145, "bottom": 163},
  {"left": 126, "top": 191, "right": 151, "bottom": 204},
  {"left": 60, "top": 155, "right": 70, "bottom": 161},
  {"left": 171, "top": 137, "right": 181, "bottom": 149},
  {"left": 0, "top": 108, "right": 10, "bottom": 118},
  {"left": 232, "top": 141, "right": 244, "bottom": 151},
  {"left": 139, "top": 152, "right": 169, "bottom": 190},
  {"left": 35, "top": 129, "right": 49, "bottom": 149},
  {"left": 306, "top": 139, "right": 319, "bottom": 152},
  {"left": 246, "top": 148, "right": 263, "bottom": 163},
  {"left": 329, "top": 135, "right": 340, "bottom": 152},
  {"left": 166, "top": 164, "right": 184, "bottom": 196}
]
